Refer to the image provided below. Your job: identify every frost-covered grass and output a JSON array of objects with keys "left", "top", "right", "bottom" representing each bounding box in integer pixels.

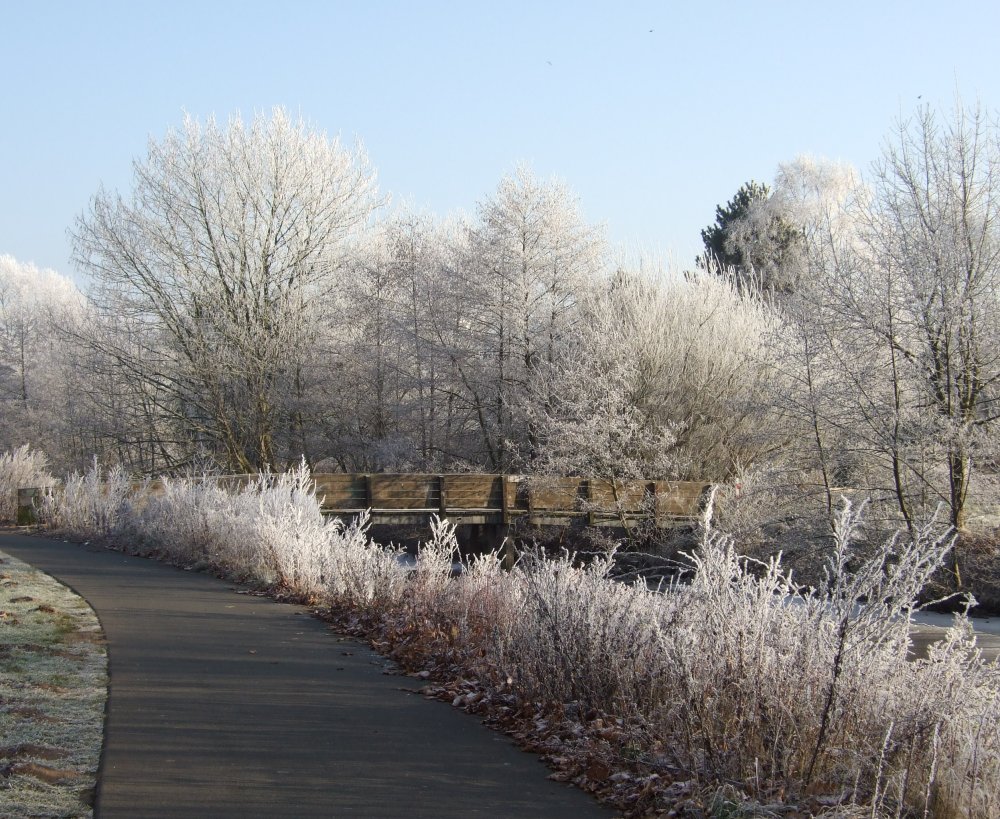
[
  {"left": 39, "top": 462, "right": 1000, "bottom": 817},
  {"left": 0, "top": 549, "right": 106, "bottom": 818},
  {"left": 0, "top": 445, "right": 55, "bottom": 523}
]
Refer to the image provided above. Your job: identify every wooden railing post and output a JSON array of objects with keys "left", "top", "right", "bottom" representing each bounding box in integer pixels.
[
  {"left": 500, "top": 475, "right": 516, "bottom": 570},
  {"left": 501, "top": 474, "right": 512, "bottom": 525}
]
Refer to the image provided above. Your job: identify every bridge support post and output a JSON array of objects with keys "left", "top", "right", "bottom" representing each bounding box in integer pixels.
[{"left": 456, "top": 523, "right": 516, "bottom": 570}]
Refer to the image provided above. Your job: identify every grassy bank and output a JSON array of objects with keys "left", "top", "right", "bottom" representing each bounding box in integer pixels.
[{"left": 0, "top": 544, "right": 106, "bottom": 818}]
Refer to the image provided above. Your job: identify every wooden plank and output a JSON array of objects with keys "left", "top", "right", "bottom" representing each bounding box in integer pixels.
[
  {"left": 586, "top": 479, "right": 655, "bottom": 513},
  {"left": 313, "top": 474, "right": 369, "bottom": 509},
  {"left": 441, "top": 475, "right": 503, "bottom": 510},
  {"left": 527, "top": 477, "right": 587, "bottom": 511},
  {"left": 370, "top": 474, "right": 440, "bottom": 509},
  {"left": 654, "top": 481, "right": 708, "bottom": 518}
]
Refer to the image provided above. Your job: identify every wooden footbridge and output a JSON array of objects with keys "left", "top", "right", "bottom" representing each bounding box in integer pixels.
[{"left": 309, "top": 473, "right": 708, "bottom": 529}]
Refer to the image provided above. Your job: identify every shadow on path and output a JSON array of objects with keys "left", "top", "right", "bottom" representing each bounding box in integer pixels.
[{"left": 0, "top": 532, "right": 613, "bottom": 818}]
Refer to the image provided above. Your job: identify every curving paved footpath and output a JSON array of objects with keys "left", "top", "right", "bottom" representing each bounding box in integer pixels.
[{"left": 0, "top": 532, "right": 613, "bottom": 818}]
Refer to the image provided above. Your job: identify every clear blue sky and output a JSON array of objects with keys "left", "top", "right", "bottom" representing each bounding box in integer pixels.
[{"left": 3, "top": 0, "right": 999, "bottom": 279}]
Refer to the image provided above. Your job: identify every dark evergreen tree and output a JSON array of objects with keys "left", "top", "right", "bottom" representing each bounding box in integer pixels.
[
  {"left": 699, "top": 180, "right": 803, "bottom": 294},
  {"left": 699, "top": 180, "right": 771, "bottom": 271}
]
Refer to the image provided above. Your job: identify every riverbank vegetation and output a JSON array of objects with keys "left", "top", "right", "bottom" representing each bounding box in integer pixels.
[{"left": 17, "top": 462, "right": 999, "bottom": 817}]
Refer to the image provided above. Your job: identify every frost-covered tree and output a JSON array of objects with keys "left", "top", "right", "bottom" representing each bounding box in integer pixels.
[
  {"left": 749, "top": 158, "right": 868, "bottom": 528},
  {"left": 525, "top": 273, "right": 678, "bottom": 482},
  {"left": 72, "top": 109, "right": 380, "bottom": 472},
  {"left": 65, "top": 310, "right": 193, "bottom": 473},
  {"left": 332, "top": 223, "right": 412, "bottom": 470},
  {"left": 730, "top": 158, "right": 861, "bottom": 297},
  {"left": 699, "top": 180, "right": 802, "bottom": 293},
  {"left": 761, "top": 107, "right": 1000, "bottom": 558},
  {"left": 313, "top": 210, "right": 487, "bottom": 472},
  {"left": 0, "top": 256, "right": 87, "bottom": 470},
  {"left": 771, "top": 156, "right": 861, "bottom": 266},
  {"left": 461, "top": 166, "right": 605, "bottom": 469},
  {"left": 0, "top": 256, "right": 82, "bottom": 403},
  {"left": 843, "top": 102, "right": 1000, "bottom": 534},
  {"left": 379, "top": 212, "right": 483, "bottom": 469},
  {"left": 531, "top": 261, "right": 780, "bottom": 482}
]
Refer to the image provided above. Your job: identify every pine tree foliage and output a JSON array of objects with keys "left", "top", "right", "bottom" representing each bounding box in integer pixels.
[{"left": 699, "top": 180, "right": 804, "bottom": 293}]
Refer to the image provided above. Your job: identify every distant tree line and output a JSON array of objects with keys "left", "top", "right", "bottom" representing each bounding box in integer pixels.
[{"left": 4, "top": 100, "right": 1000, "bottom": 575}]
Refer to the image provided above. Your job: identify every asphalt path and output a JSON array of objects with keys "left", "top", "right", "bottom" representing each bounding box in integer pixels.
[{"left": 0, "top": 532, "right": 613, "bottom": 818}]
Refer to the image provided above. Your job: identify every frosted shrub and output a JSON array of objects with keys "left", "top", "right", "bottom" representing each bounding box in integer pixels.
[
  {"left": 409, "top": 517, "right": 461, "bottom": 599},
  {"left": 455, "top": 501, "right": 998, "bottom": 815},
  {"left": 129, "top": 477, "right": 243, "bottom": 563},
  {"left": 319, "top": 511, "right": 408, "bottom": 610},
  {"left": 450, "top": 549, "right": 516, "bottom": 668},
  {"left": 234, "top": 464, "right": 329, "bottom": 587},
  {"left": 656, "top": 531, "right": 817, "bottom": 783},
  {"left": 118, "top": 463, "right": 408, "bottom": 605},
  {"left": 243, "top": 463, "right": 408, "bottom": 605},
  {"left": 380, "top": 519, "right": 520, "bottom": 674},
  {"left": 918, "top": 628, "right": 1000, "bottom": 817},
  {"left": 640, "top": 502, "right": 999, "bottom": 816},
  {"left": 0, "top": 445, "right": 55, "bottom": 522},
  {"left": 43, "top": 458, "right": 131, "bottom": 539},
  {"left": 502, "top": 548, "right": 671, "bottom": 715}
]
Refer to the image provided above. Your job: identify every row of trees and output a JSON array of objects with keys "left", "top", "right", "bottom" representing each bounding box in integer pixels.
[
  {"left": 3, "top": 100, "right": 999, "bottom": 552},
  {"left": 2, "top": 113, "right": 771, "bottom": 492},
  {"left": 702, "top": 104, "right": 1000, "bottom": 539},
  {"left": 0, "top": 255, "right": 89, "bottom": 463}
]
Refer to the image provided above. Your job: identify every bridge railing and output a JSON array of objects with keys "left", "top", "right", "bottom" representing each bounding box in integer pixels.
[{"left": 309, "top": 473, "right": 708, "bottom": 528}]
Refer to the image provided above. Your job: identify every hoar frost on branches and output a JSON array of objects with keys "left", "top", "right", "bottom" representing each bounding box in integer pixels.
[
  {"left": 852, "top": 102, "right": 1000, "bottom": 534},
  {"left": 72, "top": 109, "right": 380, "bottom": 473},
  {"left": 460, "top": 165, "right": 606, "bottom": 470},
  {"left": 0, "top": 256, "right": 87, "bottom": 470},
  {"left": 766, "top": 104, "right": 1000, "bottom": 550},
  {"left": 527, "top": 262, "right": 780, "bottom": 483}
]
